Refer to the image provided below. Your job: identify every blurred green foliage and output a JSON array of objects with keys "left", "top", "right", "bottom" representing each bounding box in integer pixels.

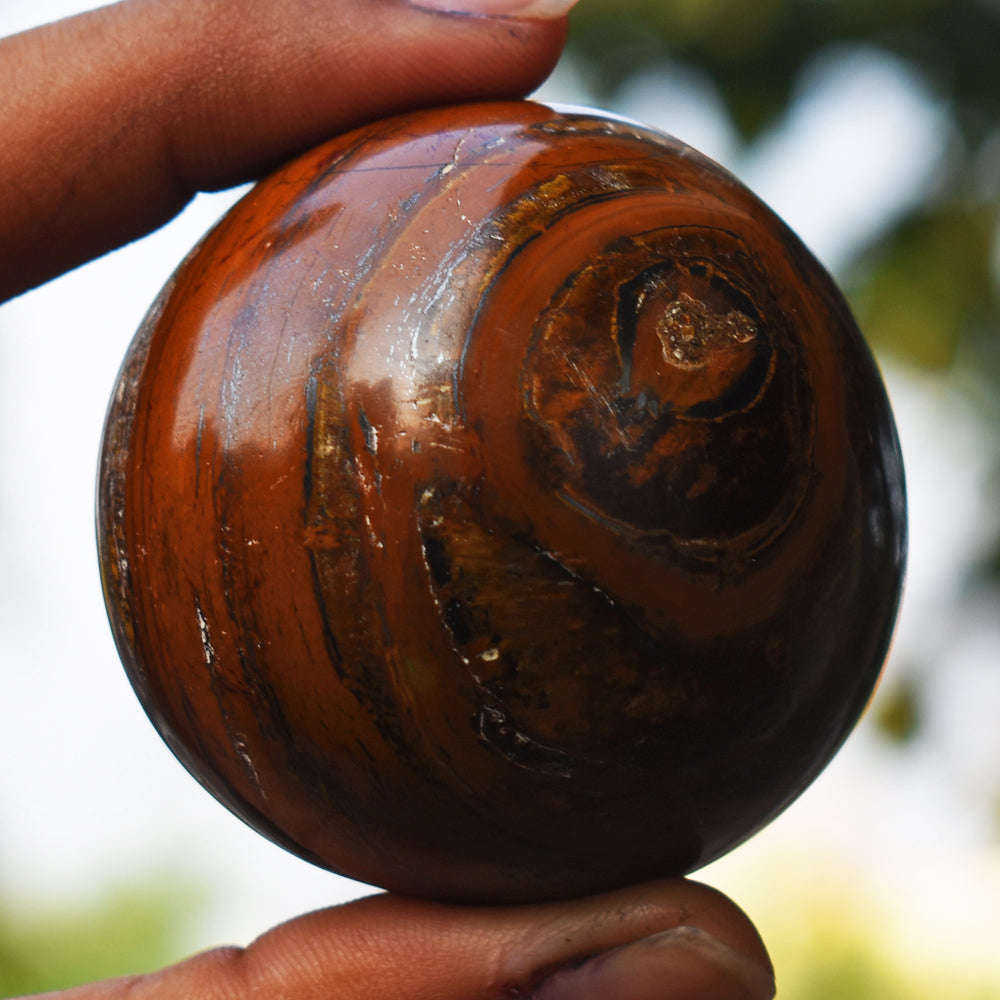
[
  {"left": 849, "top": 204, "right": 997, "bottom": 371},
  {"left": 765, "top": 898, "right": 1000, "bottom": 999},
  {"left": 874, "top": 671, "right": 923, "bottom": 745},
  {"left": 0, "top": 875, "right": 200, "bottom": 997}
]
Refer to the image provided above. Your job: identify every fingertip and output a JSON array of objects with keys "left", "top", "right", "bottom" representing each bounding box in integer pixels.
[
  {"left": 533, "top": 926, "right": 775, "bottom": 1000},
  {"left": 136, "top": 0, "right": 570, "bottom": 190},
  {"left": 496, "top": 879, "right": 774, "bottom": 997}
]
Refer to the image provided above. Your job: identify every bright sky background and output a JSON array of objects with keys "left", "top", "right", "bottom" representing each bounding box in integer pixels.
[{"left": 1, "top": 0, "right": 998, "bottom": 977}]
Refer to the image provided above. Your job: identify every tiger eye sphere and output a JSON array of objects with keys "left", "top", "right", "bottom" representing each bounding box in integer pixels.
[{"left": 98, "top": 101, "right": 905, "bottom": 903}]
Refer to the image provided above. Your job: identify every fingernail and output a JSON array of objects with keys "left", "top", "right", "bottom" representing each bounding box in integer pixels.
[
  {"left": 532, "top": 925, "right": 776, "bottom": 1000},
  {"left": 408, "top": 0, "right": 578, "bottom": 18}
]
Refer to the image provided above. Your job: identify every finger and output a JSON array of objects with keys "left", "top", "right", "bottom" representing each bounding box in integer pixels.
[
  {"left": 27, "top": 879, "right": 775, "bottom": 1000},
  {"left": 0, "top": 0, "right": 570, "bottom": 301}
]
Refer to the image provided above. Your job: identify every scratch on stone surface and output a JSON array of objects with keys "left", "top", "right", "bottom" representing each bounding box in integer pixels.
[
  {"left": 564, "top": 350, "right": 630, "bottom": 449},
  {"left": 440, "top": 131, "right": 470, "bottom": 177},
  {"left": 195, "top": 404, "right": 206, "bottom": 471},
  {"left": 232, "top": 732, "right": 267, "bottom": 801},
  {"left": 359, "top": 407, "right": 379, "bottom": 455},
  {"left": 195, "top": 599, "right": 216, "bottom": 667},
  {"left": 477, "top": 705, "right": 574, "bottom": 780}
]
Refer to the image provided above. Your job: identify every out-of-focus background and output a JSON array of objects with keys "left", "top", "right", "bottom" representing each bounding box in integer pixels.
[{"left": 2, "top": 0, "right": 999, "bottom": 996}]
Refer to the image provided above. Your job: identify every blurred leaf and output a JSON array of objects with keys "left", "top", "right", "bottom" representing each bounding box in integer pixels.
[
  {"left": 565, "top": 8, "right": 672, "bottom": 98},
  {"left": 874, "top": 675, "right": 923, "bottom": 744},
  {"left": 848, "top": 202, "right": 999, "bottom": 370},
  {"left": 0, "top": 874, "right": 201, "bottom": 996},
  {"left": 976, "top": 550, "right": 1000, "bottom": 589}
]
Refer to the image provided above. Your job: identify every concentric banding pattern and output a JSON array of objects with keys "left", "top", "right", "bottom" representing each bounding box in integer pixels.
[{"left": 98, "top": 102, "right": 906, "bottom": 902}]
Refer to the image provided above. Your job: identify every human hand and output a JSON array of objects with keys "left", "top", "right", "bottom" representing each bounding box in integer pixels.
[{"left": 1, "top": 3, "right": 775, "bottom": 997}]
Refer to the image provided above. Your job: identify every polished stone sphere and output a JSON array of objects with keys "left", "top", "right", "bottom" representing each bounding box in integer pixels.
[{"left": 97, "top": 101, "right": 906, "bottom": 903}]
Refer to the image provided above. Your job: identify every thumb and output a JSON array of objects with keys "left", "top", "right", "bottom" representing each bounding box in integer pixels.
[
  {"left": 35, "top": 879, "right": 775, "bottom": 1000},
  {"left": 0, "top": 0, "right": 570, "bottom": 300}
]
